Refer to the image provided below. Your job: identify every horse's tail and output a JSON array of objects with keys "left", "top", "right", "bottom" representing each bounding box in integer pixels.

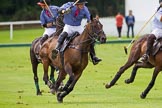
[{"left": 30, "top": 37, "right": 40, "bottom": 58}]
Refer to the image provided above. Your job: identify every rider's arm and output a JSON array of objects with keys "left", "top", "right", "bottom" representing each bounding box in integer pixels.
[
  {"left": 59, "top": 2, "right": 73, "bottom": 14},
  {"left": 84, "top": 6, "right": 90, "bottom": 22}
]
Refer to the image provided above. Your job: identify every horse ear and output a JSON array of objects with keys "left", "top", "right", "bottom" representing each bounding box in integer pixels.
[{"left": 90, "top": 15, "right": 93, "bottom": 21}]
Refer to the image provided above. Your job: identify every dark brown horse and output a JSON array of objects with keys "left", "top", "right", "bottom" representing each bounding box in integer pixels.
[
  {"left": 39, "top": 16, "right": 106, "bottom": 103},
  {"left": 105, "top": 34, "right": 162, "bottom": 99},
  {"left": 30, "top": 15, "right": 64, "bottom": 95}
]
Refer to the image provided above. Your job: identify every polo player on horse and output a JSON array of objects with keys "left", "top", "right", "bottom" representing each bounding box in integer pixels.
[
  {"left": 37, "top": 0, "right": 60, "bottom": 45},
  {"left": 51, "top": 0, "right": 103, "bottom": 65},
  {"left": 141, "top": 0, "right": 162, "bottom": 62}
]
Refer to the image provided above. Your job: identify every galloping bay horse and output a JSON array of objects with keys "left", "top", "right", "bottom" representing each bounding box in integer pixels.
[
  {"left": 105, "top": 34, "right": 162, "bottom": 99},
  {"left": 39, "top": 16, "right": 106, "bottom": 103},
  {"left": 30, "top": 15, "right": 64, "bottom": 95}
]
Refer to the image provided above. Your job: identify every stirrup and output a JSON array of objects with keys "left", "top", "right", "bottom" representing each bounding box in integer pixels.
[
  {"left": 52, "top": 49, "right": 59, "bottom": 59},
  {"left": 141, "top": 54, "right": 149, "bottom": 62},
  {"left": 92, "top": 57, "right": 102, "bottom": 65}
]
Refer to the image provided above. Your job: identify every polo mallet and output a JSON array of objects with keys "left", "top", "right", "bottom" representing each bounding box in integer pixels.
[
  {"left": 73, "top": 0, "right": 80, "bottom": 6},
  {"left": 43, "top": 0, "right": 55, "bottom": 18},
  {"left": 66, "top": 0, "right": 80, "bottom": 10},
  {"left": 124, "top": 6, "right": 161, "bottom": 55},
  {"left": 43, "top": 0, "right": 80, "bottom": 17}
]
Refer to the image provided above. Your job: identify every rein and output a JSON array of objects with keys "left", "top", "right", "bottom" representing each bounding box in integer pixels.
[{"left": 68, "top": 22, "right": 100, "bottom": 52}]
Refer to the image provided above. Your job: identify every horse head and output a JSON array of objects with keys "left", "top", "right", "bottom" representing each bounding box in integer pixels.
[{"left": 86, "top": 15, "right": 107, "bottom": 44}]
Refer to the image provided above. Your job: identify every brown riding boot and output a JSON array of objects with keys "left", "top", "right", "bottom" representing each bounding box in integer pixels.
[
  {"left": 141, "top": 34, "right": 156, "bottom": 62},
  {"left": 40, "top": 34, "right": 48, "bottom": 45},
  {"left": 90, "top": 44, "right": 102, "bottom": 65}
]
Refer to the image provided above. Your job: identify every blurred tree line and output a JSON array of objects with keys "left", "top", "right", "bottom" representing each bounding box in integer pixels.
[{"left": 0, "top": 0, "right": 124, "bottom": 21}]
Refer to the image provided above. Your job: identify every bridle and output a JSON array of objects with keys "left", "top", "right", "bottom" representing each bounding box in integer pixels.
[
  {"left": 68, "top": 19, "right": 104, "bottom": 52},
  {"left": 87, "top": 20, "right": 104, "bottom": 41}
]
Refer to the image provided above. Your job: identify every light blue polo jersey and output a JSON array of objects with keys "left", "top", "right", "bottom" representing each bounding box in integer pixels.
[
  {"left": 60, "top": 2, "right": 90, "bottom": 26},
  {"left": 40, "top": 5, "right": 60, "bottom": 28}
]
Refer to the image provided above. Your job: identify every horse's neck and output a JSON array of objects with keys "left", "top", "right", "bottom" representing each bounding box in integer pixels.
[
  {"left": 74, "top": 29, "right": 91, "bottom": 50},
  {"left": 80, "top": 29, "right": 90, "bottom": 40}
]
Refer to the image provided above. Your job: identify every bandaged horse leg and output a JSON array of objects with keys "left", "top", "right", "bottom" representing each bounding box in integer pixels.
[
  {"left": 57, "top": 72, "right": 81, "bottom": 103},
  {"left": 30, "top": 50, "right": 42, "bottom": 95},
  {"left": 48, "top": 66, "right": 56, "bottom": 94}
]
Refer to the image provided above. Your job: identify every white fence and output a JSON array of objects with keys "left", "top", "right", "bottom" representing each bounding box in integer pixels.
[
  {"left": 0, "top": 20, "right": 40, "bottom": 40},
  {"left": 0, "top": 18, "right": 152, "bottom": 40}
]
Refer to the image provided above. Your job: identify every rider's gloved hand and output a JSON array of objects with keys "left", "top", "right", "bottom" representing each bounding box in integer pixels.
[{"left": 62, "top": 8, "right": 71, "bottom": 14}]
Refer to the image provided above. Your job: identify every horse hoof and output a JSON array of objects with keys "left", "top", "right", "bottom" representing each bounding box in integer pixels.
[
  {"left": 57, "top": 92, "right": 63, "bottom": 103},
  {"left": 105, "top": 83, "right": 111, "bottom": 89},
  {"left": 125, "top": 79, "right": 131, "bottom": 84},
  {"left": 140, "top": 92, "right": 146, "bottom": 99},
  {"left": 37, "top": 91, "right": 42, "bottom": 95}
]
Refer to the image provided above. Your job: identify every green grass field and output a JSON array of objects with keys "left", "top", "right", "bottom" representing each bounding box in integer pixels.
[
  {"left": 0, "top": 28, "right": 44, "bottom": 43},
  {"left": 0, "top": 29, "right": 162, "bottom": 108},
  {"left": 0, "top": 28, "right": 131, "bottom": 44}
]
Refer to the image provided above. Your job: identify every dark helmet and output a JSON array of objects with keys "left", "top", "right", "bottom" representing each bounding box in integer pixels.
[
  {"left": 159, "top": 0, "right": 162, "bottom": 3},
  {"left": 37, "top": 0, "right": 51, "bottom": 6},
  {"left": 74, "top": 0, "right": 88, "bottom": 4}
]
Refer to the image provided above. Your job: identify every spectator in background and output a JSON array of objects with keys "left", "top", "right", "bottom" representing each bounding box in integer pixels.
[
  {"left": 115, "top": 12, "right": 124, "bottom": 39},
  {"left": 125, "top": 10, "right": 135, "bottom": 38}
]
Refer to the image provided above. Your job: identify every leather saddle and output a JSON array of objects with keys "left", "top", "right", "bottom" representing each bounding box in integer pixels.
[{"left": 60, "top": 32, "right": 80, "bottom": 53}]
